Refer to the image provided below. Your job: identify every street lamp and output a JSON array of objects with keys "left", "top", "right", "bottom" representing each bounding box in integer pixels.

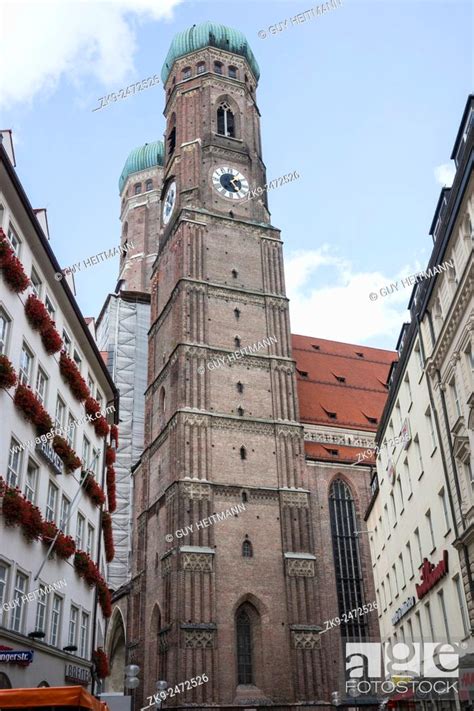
[
  {"left": 155, "top": 680, "right": 168, "bottom": 708},
  {"left": 124, "top": 664, "right": 140, "bottom": 689}
]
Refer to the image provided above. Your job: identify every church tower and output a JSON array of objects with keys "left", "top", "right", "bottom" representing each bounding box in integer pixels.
[{"left": 131, "top": 23, "right": 323, "bottom": 705}]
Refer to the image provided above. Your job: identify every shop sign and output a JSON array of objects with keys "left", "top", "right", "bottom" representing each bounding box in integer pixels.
[
  {"left": 36, "top": 441, "right": 64, "bottom": 475},
  {"left": 416, "top": 550, "right": 449, "bottom": 600},
  {"left": 65, "top": 663, "right": 91, "bottom": 686},
  {"left": 391, "top": 596, "right": 416, "bottom": 625},
  {"left": 0, "top": 648, "right": 34, "bottom": 663}
]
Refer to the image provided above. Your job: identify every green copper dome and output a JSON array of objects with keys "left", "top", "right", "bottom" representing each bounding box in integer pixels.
[
  {"left": 119, "top": 141, "right": 164, "bottom": 193},
  {"left": 161, "top": 21, "right": 260, "bottom": 85}
]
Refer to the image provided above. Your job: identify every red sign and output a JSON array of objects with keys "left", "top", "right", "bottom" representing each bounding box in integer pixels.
[{"left": 416, "top": 550, "right": 449, "bottom": 600}]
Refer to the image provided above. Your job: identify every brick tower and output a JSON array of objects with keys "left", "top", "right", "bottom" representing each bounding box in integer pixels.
[{"left": 130, "top": 22, "right": 324, "bottom": 706}]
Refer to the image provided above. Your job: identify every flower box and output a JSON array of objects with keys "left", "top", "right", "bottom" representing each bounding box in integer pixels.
[
  {"left": 0, "top": 355, "right": 17, "bottom": 390},
  {"left": 82, "top": 472, "right": 106, "bottom": 507},
  {"left": 59, "top": 352, "right": 90, "bottom": 402},
  {"left": 14, "top": 383, "right": 53, "bottom": 435},
  {"left": 1, "top": 481, "right": 43, "bottom": 541},
  {"left": 106, "top": 466, "right": 116, "bottom": 513},
  {"left": 92, "top": 648, "right": 110, "bottom": 678},
  {"left": 73, "top": 550, "right": 101, "bottom": 587},
  {"left": 105, "top": 446, "right": 116, "bottom": 466},
  {"left": 110, "top": 425, "right": 119, "bottom": 448},
  {"left": 24, "top": 295, "right": 63, "bottom": 355},
  {"left": 94, "top": 416, "right": 109, "bottom": 438},
  {"left": 0, "top": 233, "right": 29, "bottom": 293},
  {"left": 52, "top": 435, "right": 81, "bottom": 473},
  {"left": 102, "top": 512, "right": 115, "bottom": 563}
]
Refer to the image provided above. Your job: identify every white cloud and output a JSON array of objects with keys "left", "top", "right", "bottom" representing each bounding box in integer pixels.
[
  {"left": 434, "top": 162, "right": 455, "bottom": 188},
  {"left": 0, "top": 0, "right": 183, "bottom": 109},
  {"left": 286, "top": 247, "right": 421, "bottom": 346}
]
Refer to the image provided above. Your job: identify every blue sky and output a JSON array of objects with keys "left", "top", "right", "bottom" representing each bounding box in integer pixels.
[{"left": 1, "top": 0, "right": 472, "bottom": 350}]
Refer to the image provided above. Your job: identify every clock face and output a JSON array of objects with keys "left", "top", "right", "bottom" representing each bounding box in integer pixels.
[
  {"left": 212, "top": 166, "right": 249, "bottom": 200},
  {"left": 162, "top": 181, "right": 176, "bottom": 225}
]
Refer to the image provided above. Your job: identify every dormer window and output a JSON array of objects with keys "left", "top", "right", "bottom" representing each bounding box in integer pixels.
[
  {"left": 334, "top": 374, "right": 346, "bottom": 383},
  {"left": 214, "top": 61, "right": 223, "bottom": 75},
  {"left": 296, "top": 368, "right": 308, "bottom": 377},
  {"left": 312, "top": 344, "right": 320, "bottom": 351},
  {"left": 355, "top": 351, "right": 364, "bottom": 358},
  {"left": 322, "top": 407, "right": 337, "bottom": 420}
]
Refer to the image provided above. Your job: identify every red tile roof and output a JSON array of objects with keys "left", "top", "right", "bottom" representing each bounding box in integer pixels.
[
  {"left": 291, "top": 335, "right": 397, "bottom": 462},
  {"left": 304, "top": 441, "right": 376, "bottom": 466}
]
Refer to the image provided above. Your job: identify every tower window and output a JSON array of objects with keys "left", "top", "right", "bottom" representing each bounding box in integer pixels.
[
  {"left": 234, "top": 336, "right": 241, "bottom": 348},
  {"left": 237, "top": 381, "right": 244, "bottom": 393},
  {"left": 237, "top": 407, "right": 244, "bottom": 417},
  {"left": 242, "top": 491, "right": 248, "bottom": 503},
  {"left": 214, "top": 61, "right": 223, "bottom": 75},
  {"left": 236, "top": 607, "right": 253, "bottom": 684},
  {"left": 145, "top": 179, "right": 153, "bottom": 191},
  {"left": 217, "top": 102, "right": 235, "bottom": 138},
  {"left": 182, "top": 67, "right": 191, "bottom": 80},
  {"left": 228, "top": 66, "right": 238, "bottom": 79},
  {"left": 197, "top": 62, "right": 206, "bottom": 74},
  {"left": 240, "top": 446, "right": 246, "bottom": 460},
  {"left": 231, "top": 269, "right": 238, "bottom": 279},
  {"left": 242, "top": 540, "right": 253, "bottom": 557},
  {"left": 134, "top": 183, "right": 141, "bottom": 195},
  {"left": 234, "top": 308, "right": 240, "bottom": 319},
  {"left": 168, "top": 126, "right": 176, "bottom": 158}
]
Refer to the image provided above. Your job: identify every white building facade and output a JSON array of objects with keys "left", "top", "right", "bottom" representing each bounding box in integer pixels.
[{"left": 0, "top": 134, "right": 118, "bottom": 690}]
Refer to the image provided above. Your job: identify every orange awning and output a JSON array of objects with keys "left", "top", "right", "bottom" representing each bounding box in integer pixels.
[{"left": 0, "top": 686, "right": 108, "bottom": 711}]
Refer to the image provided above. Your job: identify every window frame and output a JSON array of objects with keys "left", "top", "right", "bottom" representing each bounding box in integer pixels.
[{"left": 0, "top": 307, "right": 11, "bottom": 355}]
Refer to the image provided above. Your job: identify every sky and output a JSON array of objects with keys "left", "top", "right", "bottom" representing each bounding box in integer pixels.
[{"left": 0, "top": 0, "right": 472, "bottom": 351}]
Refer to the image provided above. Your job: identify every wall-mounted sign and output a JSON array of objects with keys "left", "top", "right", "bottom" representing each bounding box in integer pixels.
[
  {"left": 400, "top": 418, "right": 411, "bottom": 449},
  {"left": 0, "top": 648, "right": 34, "bottom": 664},
  {"left": 65, "top": 663, "right": 91, "bottom": 686},
  {"left": 36, "top": 441, "right": 64, "bottom": 476},
  {"left": 391, "top": 596, "right": 416, "bottom": 626},
  {"left": 416, "top": 550, "right": 449, "bottom": 600}
]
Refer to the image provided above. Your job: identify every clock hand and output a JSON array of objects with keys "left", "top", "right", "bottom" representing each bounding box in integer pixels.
[{"left": 230, "top": 176, "right": 240, "bottom": 190}]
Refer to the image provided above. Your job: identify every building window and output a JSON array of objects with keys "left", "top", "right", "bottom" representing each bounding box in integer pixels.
[
  {"left": 73, "top": 350, "right": 82, "bottom": 371},
  {"left": 7, "top": 224, "right": 20, "bottom": 255},
  {"left": 228, "top": 66, "right": 238, "bottom": 79},
  {"left": 329, "top": 479, "right": 368, "bottom": 638},
  {"left": 403, "top": 459, "right": 413, "bottom": 497},
  {"left": 145, "top": 179, "right": 153, "bottom": 191},
  {"left": 240, "top": 446, "right": 247, "bottom": 460},
  {"left": 425, "top": 407, "right": 437, "bottom": 450},
  {"left": 60, "top": 496, "right": 70, "bottom": 534},
  {"left": 87, "top": 375, "right": 94, "bottom": 396},
  {"left": 415, "top": 341, "right": 424, "bottom": 375},
  {"left": 404, "top": 373, "right": 413, "bottom": 406},
  {"left": 415, "top": 610, "right": 423, "bottom": 642},
  {"left": 82, "top": 437, "right": 91, "bottom": 470},
  {"left": 380, "top": 581, "right": 387, "bottom": 610},
  {"left": 414, "top": 528, "right": 423, "bottom": 566},
  {"left": 425, "top": 602, "right": 435, "bottom": 640},
  {"left": 76, "top": 514, "right": 85, "bottom": 550},
  {"left": 437, "top": 590, "right": 450, "bottom": 642},
  {"left": 11, "top": 572, "right": 27, "bottom": 632},
  {"left": 66, "top": 414, "right": 75, "bottom": 448},
  {"left": 407, "top": 619, "right": 413, "bottom": 641},
  {"left": 80, "top": 612, "right": 89, "bottom": 657},
  {"left": 24, "top": 460, "right": 38, "bottom": 503},
  {"left": 62, "top": 330, "right": 72, "bottom": 356},
  {"left": 44, "top": 295, "right": 55, "bottom": 319},
  {"left": 426, "top": 510, "right": 436, "bottom": 551},
  {"left": 406, "top": 541, "right": 415, "bottom": 578},
  {"left": 182, "top": 67, "right": 191, "bottom": 79},
  {"left": 0, "top": 564, "right": 8, "bottom": 609},
  {"left": 19, "top": 343, "right": 33, "bottom": 385},
  {"left": 31, "top": 268, "right": 42, "bottom": 298},
  {"left": 454, "top": 575, "right": 470, "bottom": 637},
  {"left": 134, "top": 183, "right": 141, "bottom": 195},
  {"left": 214, "top": 61, "right": 223, "bottom": 75},
  {"left": 50, "top": 594, "right": 62, "bottom": 646},
  {"left": 237, "top": 407, "right": 244, "bottom": 417},
  {"left": 396, "top": 476, "right": 404, "bottom": 511},
  {"left": 237, "top": 381, "right": 244, "bottom": 393},
  {"left": 231, "top": 268, "right": 238, "bottom": 279},
  {"left": 399, "top": 553, "right": 406, "bottom": 588},
  {"left": 390, "top": 491, "right": 397, "bottom": 523},
  {"left": 392, "top": 564, "right": 399, "bottom": 597},
  {"left": 217, "top": 102, "right": 235, "bottom": 138},
  {"left": 234, "top": 336, "right": 241, "bottom": 348},
  {"left": 45, "top": 482, "right": 58, "bottom": 522},
  {"left": 35, "top": 367, "right": 48, "bottom": 405},
  {"left": 236, "top": 605, "right": 254, "bottom": 684},
  {"left": 86, "top": 524, "right": 94, "bottom": 557},
  {"left": 234, "top": 308, "right": 241, "bottom": 319},
  {"left": 197, "top": 62, "right": 206, "bottom": 74},
  {"left": 450, "top": 375, "right": 462, "bottom": 419},
  {"left": 439, "top": 489, "right": 450, "bottom": 532},
  {"left": 386, "top": 572, "right": 393, "bottom": 603},
  {"left": 7, "top": 442, "right": 22, "bottom": 488},
  {"left": 414, "top": 436, "right": 424, "bottom": 477},
  {"left": 34, "top": 585, "right": 47, "bottom": 633},
  {"left": 68, "top": 606, "right": 79, "bottom": 647},
  {"left": 55, "top": 397, "right": 66, "bottom": 431},
  {"left": 242, "top": 540, "right": 253, "bottom": 557},
  {"left": 0, "top": 309, "right": 10, "bottom": 355}
]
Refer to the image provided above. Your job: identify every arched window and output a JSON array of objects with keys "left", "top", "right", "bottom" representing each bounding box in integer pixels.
[
  {"left": 240, "top": 446, "right": 246, "bottom": 460},
  {"left": 236, "top": 381, "right": 244, "bottom": 393},
  {"left": 242, "top": 540, "right": 253, "bottom": 557},
  {"left": 197, "top": 62, "right": 206, "bottom": 75},
  {"left": 167, "top": 114, "right": 176, "bottom": 160},
  {"left": 236, "top": 606, "right": 253, "bottom": 684},
  {"left": 159, "top": 387, "right": 166, "bottom": 413},
  {"left": 329, "top": 479, "right": 368, "bottom": 639},
  {"left": 231, "top": 268, "right": 238, "bottom": 279},
  {"left": 214, "top": 61, "right": 223, "bottom": 75},
  {"left": 217, "top": 102, "right": 235, "bottom": 138},
  {"left": 134, "top": 183, "right": 141, "bottom": 195},
  {"left": 237, "top": 407, "right": 244, "bottom": 417},
  {"left": 228, "top": 66, "right": 238, "bottom": 79},
  {"left": 182, "top": 67, "right": 191, "bottom": 80},
  {"left": 234, "top": 308, "right": 240, "bottom": 319},
  {"left": 234, "top": 336, "right": 241, "bottom": 348},
  {"left": 146, "top": 179, "right": 153, "bottom": 191},
  {"left": 242, "top": 491, "right": 247, "bottom": 503}
]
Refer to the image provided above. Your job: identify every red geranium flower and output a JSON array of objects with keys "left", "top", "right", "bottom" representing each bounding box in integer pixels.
[
  {"left": 41, "top": 323, "right": 63, "bottom": 354},
  {"left": 14, "top": 383, "right": 53, "bottom": 435},
  {"left": 94, "top": 416, "right": 109, "bottom": 438},
  {"left": 59, "top": 352, "right": 90, "bottom": 401},
  {"left": 82, "top": 473, "right": 106, "bottom": 507},
  {"left": 110, "top": 424, "right": 119, "bottom": 448},
  {"left": 106, "top": 466, "right": 116, "bottom": 513},
  {"left": 0, "top": 236, "right": 29, "bottom": 293},
  {"left": 52, "top": 435, "right": 81, "bottom": 473},
  {"left": 105, "top": 446, "right": 116, "bottom": 466},
  {"left": 102, "top": 512, "right": 115, "bottom": 563},
  {"left": 0, "top": 355, "right": 17, "bottom": 390},
  {"left": 92, "top": 648, "right": 110, "bottom": 678}
]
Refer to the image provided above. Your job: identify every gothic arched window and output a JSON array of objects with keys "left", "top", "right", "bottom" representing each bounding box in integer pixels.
[
  {"left": 236, "top": 607, "right": 253, "bottom": 684},
  {"left": 240, "top": 446, "right": 246, "bottom": 460},
  {"left": 329, "top": 479, "right": 368, "bottom": 639},
  {"left": 217, "top": 102, "right": 235, "bottom": 138},
  {"left": 242, "top": 540, "right": 253, "bottom": 557}
]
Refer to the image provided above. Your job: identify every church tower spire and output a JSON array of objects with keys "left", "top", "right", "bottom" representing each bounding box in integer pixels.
[{"left": 131, "top": 22, "right": 322, "bottom": 705}]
